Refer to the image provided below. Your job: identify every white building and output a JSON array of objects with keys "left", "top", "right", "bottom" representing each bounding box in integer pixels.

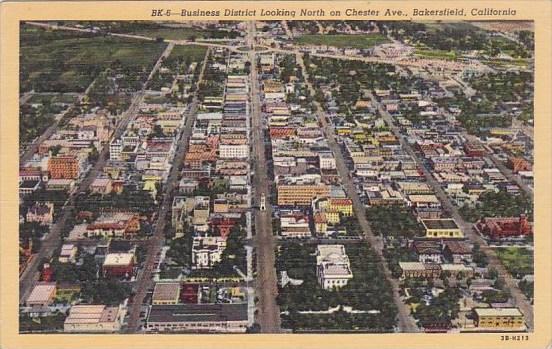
[
  {"left": 191, "top": 237, "right": 226, "bottom": 269},
  {"left": 319, "top": 152, "right": 337, "bottom": 170},
  {"left": 58, "top": 244, "right": 78, "bottom": 264},
  {"left": 64, "top": 304, "right": 125, "bottom": 333},
  {"left": 280, "top": 212, "right": 311, "bottom": 238},
  {"left": 316, "top": 245, "right": 353, "bottom": 290},
  {"left": 109, "top": 139, "right": 122, "bottom": 161},
  {"left": 219, "top": 144, "right": 249, "bottom": 159}
]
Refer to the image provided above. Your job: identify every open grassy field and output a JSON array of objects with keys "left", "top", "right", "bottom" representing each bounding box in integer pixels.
[
  {"left": 169, "top": 45, "right": 208, "bottom": 63},
  {"left": 294, "top": 33, "right": 389, "bottom": 49},
  {"left": 495, "top": 247, "right": 533, "bottom": 278},
  {"left": 414, "top": 48, "right": 457, "bottom": 60},
  {"left": 20, "top": 24, "right": 167, "bottom": 93}
]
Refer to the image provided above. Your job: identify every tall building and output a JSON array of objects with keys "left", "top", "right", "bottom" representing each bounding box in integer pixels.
[
  {"left": 48, "top": 155, "right": 79, "bottom": 179},
  {"left": 277, "top": 184, "right": 330, "bottom": 206}
]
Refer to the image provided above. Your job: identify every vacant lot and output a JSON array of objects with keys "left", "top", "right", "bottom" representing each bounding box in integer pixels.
[
  {"left": 294, "top": 34, "right": 389, "bottom": 49},
  {"left": 495, "top": 247, "right": 533, "bottom": 278},
  {"left": 169, "top": 45, "right": 208, "bottom": 63},
  {"left": 20, "top": 24, "right": 167, "bottom": 93},
  {"left": 414, "top": 48, "right": 457, "bottom": 60}
]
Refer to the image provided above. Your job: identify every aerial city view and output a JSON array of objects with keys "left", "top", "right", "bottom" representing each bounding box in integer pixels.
[{"left": 18, "top": 20, "right": 534, "bottom": 334}]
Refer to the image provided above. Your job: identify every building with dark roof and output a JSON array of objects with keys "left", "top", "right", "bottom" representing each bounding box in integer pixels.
[
  {"left": 443, "top": 241, "right": 473, "bottom": 263},
  {"left": 422, "top": 218, "right": 463, "bottom": 239},
  {"left": 411, "top": 240, "right": 442, "bottom": 263},
  {"left": 145, "top": 304, "right": 248, "bottom": 333}
]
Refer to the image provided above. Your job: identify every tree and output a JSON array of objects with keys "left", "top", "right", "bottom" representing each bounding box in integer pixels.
[{"left": 88, "top": 145, "right": 99, "bottom": 163}]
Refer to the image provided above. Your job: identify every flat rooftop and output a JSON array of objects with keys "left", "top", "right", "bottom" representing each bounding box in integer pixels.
[
  {"left": 147, "top": 304, "right": 248, "bottom": 323},
  {"left": 153, "top": 283, "right": 181, "bottom": 302},
  {"left": 474, "top": 307, "right": 523, "bottom": 317},
  {"left": 422, "top": 219, "right": 460, "bottom": 230}
]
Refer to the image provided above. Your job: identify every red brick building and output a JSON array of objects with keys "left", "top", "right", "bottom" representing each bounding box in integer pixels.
[
  {"left": 477, "top": 214, "right": 532, "bottom": 239},
  {"left": 464, "top": 142, "right": 486, "bottom": 157},
  {"left": 507, "top": 157, "right": 532, "bottom": 173},
  {"left": 180, "top": 283, "right": 199, "bottom": 303},
  {"left": 209, "top": 215, "right": 240, "bottom": 239},
  {"left": 48, "top": 155, "right": 79, "bottom": 179}
]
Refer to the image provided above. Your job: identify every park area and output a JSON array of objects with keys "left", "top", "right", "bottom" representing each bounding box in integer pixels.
[
  {"left": 276, "top": 242, "right": 398, "bottom": 332},
  {"left": 495, "top": 247, "right": 534, "bottom": 279}
]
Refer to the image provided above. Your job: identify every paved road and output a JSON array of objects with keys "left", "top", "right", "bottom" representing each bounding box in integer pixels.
[
  {"left": 368, "top": 92, "right": 534, "bottom": 330},
  {"left": 20, "top": 90, "right": 34, "bottom": 105},
  {"left": 125, "top": 48, "right": 209, "bottom": 333},
  {"left": 297, "top": 52, "right": 420, "bottom": 333},
  {"left": 19, "top": 43, "right": 174, "bottom": 304},
  {"left": 512, "top": 117, "right": 534, "bottom": 141},
  {"left": 248, "top": 21, "right": 281, "bottom": 333}
]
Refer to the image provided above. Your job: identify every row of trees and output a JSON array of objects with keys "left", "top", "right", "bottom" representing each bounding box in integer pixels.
[
  {"left": 459, "top": 190, "right": 533, "bottom": 223},
  {"left": 74, "top": 188, "right": 157, "bottom": 215}
]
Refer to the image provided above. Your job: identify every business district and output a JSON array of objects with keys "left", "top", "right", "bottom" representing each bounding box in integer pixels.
[{"left": 18, "top": 19, "right": 534, "bottom": 334}]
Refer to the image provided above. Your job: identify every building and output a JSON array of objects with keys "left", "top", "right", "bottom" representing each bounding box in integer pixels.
[
  {"left": 398, "top": 262, "right": 441, "bottom": 279},
  {"left": 152, "top": 283, "right": 181, "bottom": 305},
  {"left": 280, "top": 211, "right": 311, "bottom": 238},
  {"left": 191, "top": 237, "right": 226, "bottom": 269},
  {"left": 180, "top": 283, "right": 199, "bottom": 303},
  {"left": 319, "top": 152, "right": 336, "bottom": 170},
  {"left": 109, "top": 139, "right": 122, "bottom": 161},
  {"left": 90, "top": 178, "right": 113, "bottom": 195},
  {"left": 313, "top": 212, "right": 328, "bottom": 235},
  {"left": 440, "top": 264, "right": 474, "bottom": 278},
  {"left": 507, "top": 157, "right": 532, "bottom": 173},
  {"left": 443, "top": 241, "right": 473, "bottom": 264},
  {"left": 219, "top": 144, "right": 249, "bottom": 159},
  {"left": 48, "top": 155, "right": 80, "bottom": 179},
  {"left": 26, "top": 202, "right": 54, "bottom": 225},
  {"left": 86, "top": 213, "right": 141, "bottom": 238},
  {"left": 412, "top": 240, "right": 442, "bottom": 263},
  {"left": 145, "top": 304, "right": 248, "bottom": 333},
  {"left": 464, "top": 142, "right": 486, "bottom": 157},
  {"left": 64, "top": 304, "right": 125, "bottom": 333},
  {"left": 102, "top": 253, "right": 135, "bottom": 278},
  {"left": 328, "top": 198, "right": 353, "bottom": 217},
  {"left": 19, "top": 179, "right": 41, "bottom": 195},
  {"left": 45, "top": 178, "right": 75, "bottom": 192},
  {"left": 422, "top": 219, "right": 463, "bottom": 239},
  {"left": 476, "top": 215, "right": 532, "bottom": 239},
  {"left": 473, "top": 308, "right": 525, "bottom": 329},
  {"left": 58, "top": 244, "right": 78, "bottom": 264},
  {"left": 25, "top": 283, "right": 57, "bottom": 309},
  {"left": 316, "top": 245, "right": 353, "bottom": 289},
  {"left": 277, "top": 184, "right": 330, "bottom": 206}
]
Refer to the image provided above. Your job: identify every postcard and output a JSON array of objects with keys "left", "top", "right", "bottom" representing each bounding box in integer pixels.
[{"left": 0, "top": 1, "right": 550, "bottom": 348}]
